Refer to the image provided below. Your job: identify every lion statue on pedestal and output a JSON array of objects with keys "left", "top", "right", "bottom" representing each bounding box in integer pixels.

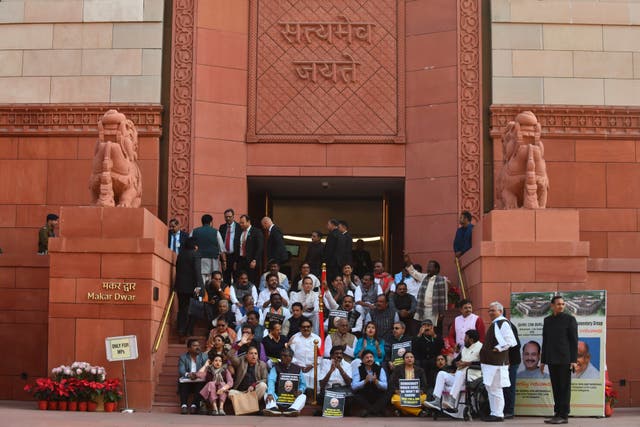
[
  {"left": 89, "top": 110, "right": 142, "bottom": 208},
  {"left": 496, "top": 111, "right": 549, "bottom": 209}
]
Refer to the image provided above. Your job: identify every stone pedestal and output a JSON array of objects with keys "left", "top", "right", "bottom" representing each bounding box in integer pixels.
[
  {"left": 460, "top": 209, "right": 589, "bottom": 318},
  {"left": 47, "top": 207, "right": 173, "bottom": 411}
]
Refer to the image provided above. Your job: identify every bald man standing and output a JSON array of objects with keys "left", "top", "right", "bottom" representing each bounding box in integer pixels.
[{"left": 262, "top": 217, "right": 288, "bottom": 266}]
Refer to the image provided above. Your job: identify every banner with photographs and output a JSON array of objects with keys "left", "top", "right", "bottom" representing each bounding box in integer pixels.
[
  {"left": 322, "top": 390, "right": 346, "bottom": 418},
  {"left": 264, "top": 311, "right": 285, "bottom": 330},
  {"left": 391, "top": 341, "right": 412, "bottom": 366},
  {"left": 399, "top": 379, "right": 421, "bottom": 407},
  {"left": 510, "top": 291, "right": 606, "bottom": 417},
  {"left": 327, "top": 310, "right": 348, "bottom": 335},
  {"left": 276, "top": 372, "right": 299, "bottom": 407}
]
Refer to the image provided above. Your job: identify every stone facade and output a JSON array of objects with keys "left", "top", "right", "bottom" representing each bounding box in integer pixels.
[
  {"left": 0, "top": 0, "right": 163, "bottom": 103},
  {"left": 492, "top": 0, "right": 640, "bottom": 105}
]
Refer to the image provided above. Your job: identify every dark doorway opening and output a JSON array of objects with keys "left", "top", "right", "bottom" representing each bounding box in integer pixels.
[{"left": 247, "top": 176, "right": 405, "bottom": 279}]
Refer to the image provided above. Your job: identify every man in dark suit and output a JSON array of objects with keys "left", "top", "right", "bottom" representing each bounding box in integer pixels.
[
  {"left": 174, "top": 237, "right": 204, "bottom": 338},
  {"left": 219, "top": 208, "right": 241, "bottom": 284},
  {"left": 324, "top": 218, "right": 341, "bottom": 282},
  {"left": 337, "top": 220, "right": 353, "bottom": 268},
  {"left": 168, "top": 218, "right": 188, "bottom": 254},
  {"left": 237, "top": 215, "right": 264, "bottom": 286},
  {"left": 261, "top": 216, "right": 288, "bottom": 266},
  {"left": 540, "top": 295, "right": 578, "bottom": 425}
]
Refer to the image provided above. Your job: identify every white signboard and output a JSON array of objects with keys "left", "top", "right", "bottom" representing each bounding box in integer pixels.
[{"left": 105, "top": 335, "right": 139, "bottom": 362}]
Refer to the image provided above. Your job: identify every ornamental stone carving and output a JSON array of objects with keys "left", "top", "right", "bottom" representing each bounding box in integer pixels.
[
  {"left": 89, "top": 110, "right": 143, "bottom": 208},
  {"left": 247, "top": 0, "right": 405, "bottom": 143},
  {"left": 496, "top": 111, "right": 549, "bottom": 209}
]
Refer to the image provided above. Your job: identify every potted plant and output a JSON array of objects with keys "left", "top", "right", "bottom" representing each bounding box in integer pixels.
[
  {"left": 66, "top": 378, "right": 79, "bottom": 411},
  {"left": 53, "top": 379, "right": 71, "bottom": 410},
  {"left": 75, "top": 379, "right": 91, "bottom": 411},
  {"left": 102, "top": 379, "right": 123, "bottom": 412},
  {"left": 87, "top": 381, "right": 105, "bottom": 411},
  {"left": 23, "top": 377, "right": 55, "bottom": 410}
]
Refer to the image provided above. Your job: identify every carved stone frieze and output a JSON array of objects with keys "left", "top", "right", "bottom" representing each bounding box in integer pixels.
[
  {"left": 247, "top": 0, "right": 405, "bottom": 143},
  {"left": 458, "top": 0, "right": 482, "bottom": 220},
  {"left": 491, "top": 105, "right": 640, "bottom": 139},
  {"left": 168, "top": 0, "right": 195, "bottom": 230},
  {"left": 0, "top": 105, "right": 161, "bottom": 136}
]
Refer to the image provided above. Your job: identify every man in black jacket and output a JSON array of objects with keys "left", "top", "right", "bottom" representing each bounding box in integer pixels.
[
  {"left": 337, "top": 220, "right": 353, "bottom": 268},
  {"left": 262, "top": 216, "right": 288, "bottom": 265},
  {"left": 237, "top": 215, "right": 264, "bottom": 286},
  {"left": 324, "top": 219, "right": 341, "bottom": 285},
  {"left": 174, "top": 237, "right": 204, "bottom": 338},
  {"left": 219, "top": 208, "right": 241, "bottom": 284},
  {"left": 541, "top": 295, "right": 578, "bottom": 425}
]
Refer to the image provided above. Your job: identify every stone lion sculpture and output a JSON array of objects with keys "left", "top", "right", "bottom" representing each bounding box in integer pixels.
[
  {"left": 89, "top": 110, "right": 142, "bottom": 208},
  {"left": 496, "top": 111, "right": 549, "bottom": 209}
]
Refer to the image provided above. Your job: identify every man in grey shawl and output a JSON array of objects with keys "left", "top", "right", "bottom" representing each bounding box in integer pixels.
[{"left": 403, "top": 253, "right": 448, "bottom": 329}]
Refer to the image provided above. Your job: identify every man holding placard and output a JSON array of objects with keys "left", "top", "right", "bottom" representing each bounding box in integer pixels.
[{"left": 264, "top": 348, "right": 306, "bottom": 417}]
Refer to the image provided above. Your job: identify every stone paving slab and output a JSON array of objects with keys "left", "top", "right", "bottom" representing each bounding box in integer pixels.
[{"left": 0, "top": 401, "right": 638, "bottom": 427}]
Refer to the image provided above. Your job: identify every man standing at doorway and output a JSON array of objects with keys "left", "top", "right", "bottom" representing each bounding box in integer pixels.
[
  {"left": 219, "top": 209, "right": 241, "bottom": 284},
  {"left": 337, "top": 220, "right": 353, "bottom": 268},
  {"left": 540, "top": 295, "right": 578, "bottom": 425},
  {"left": 262, "top": 216, "right": 288, "bottom": 266},
  {"left": 237, "top": 215, "right": 264, "bottom": 286},
  {"left": 304, "top": 231, "right": 324, "bottom": 278},
  {"left": 191, "top": 214, "right": 226, "bottom": 284},
  {"left": 324, "top": 219, "right": 341, "bottom": 282}
]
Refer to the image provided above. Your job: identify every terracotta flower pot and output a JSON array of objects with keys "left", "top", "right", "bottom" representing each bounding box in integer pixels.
[
  {"left": 47, "top": 401, "right": 57, "bottom": 410},
  {"left": 37, "top": 400, "right": 48, "bottom": 410},
  {"left": 87, "top": 401, "right": 98, "bottom": 412},
  {"left": 58, "top": 401, "right": 68, "bottom": 411},
  {"left": 78, "top": 401, "right": 88, "bottom": 411},
  {"left": 104, "top": 402, "right": 117, "bottom": 412},
  {"left": 68, "top": 401, "right": 78, "bottom": 411},
  {"left": 605, "top": 401, "right": 613, "bottom": 417}
]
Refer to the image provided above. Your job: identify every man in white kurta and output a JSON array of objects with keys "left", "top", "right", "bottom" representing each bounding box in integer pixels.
[
  {"left": 480, "top": 302, "right": 517, "bottom": 421},
  {"left": 288, "top": 318, "right": 321, "bottom": 390}
]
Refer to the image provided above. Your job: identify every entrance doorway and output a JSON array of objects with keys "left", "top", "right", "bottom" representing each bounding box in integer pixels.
[{"left": 247, "top": 176, "right": 405, "bottom": 280}]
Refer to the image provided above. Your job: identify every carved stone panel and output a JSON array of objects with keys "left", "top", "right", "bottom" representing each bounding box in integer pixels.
[{"left": 247, "top": 0, "right": 405, "bottom": 143}]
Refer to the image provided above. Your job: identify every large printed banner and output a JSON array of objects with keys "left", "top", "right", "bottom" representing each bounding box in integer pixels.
[{"left": 510, "top": 291, "right": 606, "bottom": 417}]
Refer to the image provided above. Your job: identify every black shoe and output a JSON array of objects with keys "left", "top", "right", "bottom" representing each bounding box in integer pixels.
[
  {"left": 482, "top": 415, "right": 504, "bottom": 422},
  {"left": 180, "top": 405, "right": 188, "bottom": 415},
  {"left": 504, "top": 413, "right": 514, "bottom": 419},
  {"left": 548, "top": 417, "right": 568, "bottom": 424},
  {"left": 189, "top": 404, "right": 197, "bottom": 414},
  {"left": 360, "top": 410, "right": 368, "bottom": 417}
]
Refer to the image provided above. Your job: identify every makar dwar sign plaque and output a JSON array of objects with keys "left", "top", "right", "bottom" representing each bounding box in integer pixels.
[{"left": 247, "top": 0, "right": 405, "bottom": 143}]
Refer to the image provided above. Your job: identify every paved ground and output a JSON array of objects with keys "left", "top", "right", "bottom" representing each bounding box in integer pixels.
[{"left": 0, "top": 401, "right": 638, "bottom": 427}]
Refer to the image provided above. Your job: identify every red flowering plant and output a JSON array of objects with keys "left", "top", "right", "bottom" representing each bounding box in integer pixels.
[
  {"left": 23, "top": 377, "right": 56, "bottom": 401},
  {"left": 448, "top": 285, "right": 462, "bottom": 307},
  {"left": 51, "top": 379, "right": 72, "bottom": 402},
  {"left": 87, "top": 380, "right": 105, "bottom": 402},
  {"left": 102, "top": 379, "right": 123, "bottom": 403}
]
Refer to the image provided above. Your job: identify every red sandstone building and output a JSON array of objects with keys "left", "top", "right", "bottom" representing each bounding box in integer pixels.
[{"left": 0, "top": 0, "right": 639, "bottom": 409}]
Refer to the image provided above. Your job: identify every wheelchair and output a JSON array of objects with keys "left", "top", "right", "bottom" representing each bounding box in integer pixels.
[{"left": 429, "top": 366, "right": 490, "bottom": 421}]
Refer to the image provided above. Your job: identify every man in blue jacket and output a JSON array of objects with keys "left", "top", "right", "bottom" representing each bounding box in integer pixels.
[{"left": 178, "top": 339, "right": 208, "bottom": 414}]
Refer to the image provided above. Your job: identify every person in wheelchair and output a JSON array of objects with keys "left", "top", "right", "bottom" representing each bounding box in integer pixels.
[{"left": 424, "top": 329, "right": 482, "bottom": 412}]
